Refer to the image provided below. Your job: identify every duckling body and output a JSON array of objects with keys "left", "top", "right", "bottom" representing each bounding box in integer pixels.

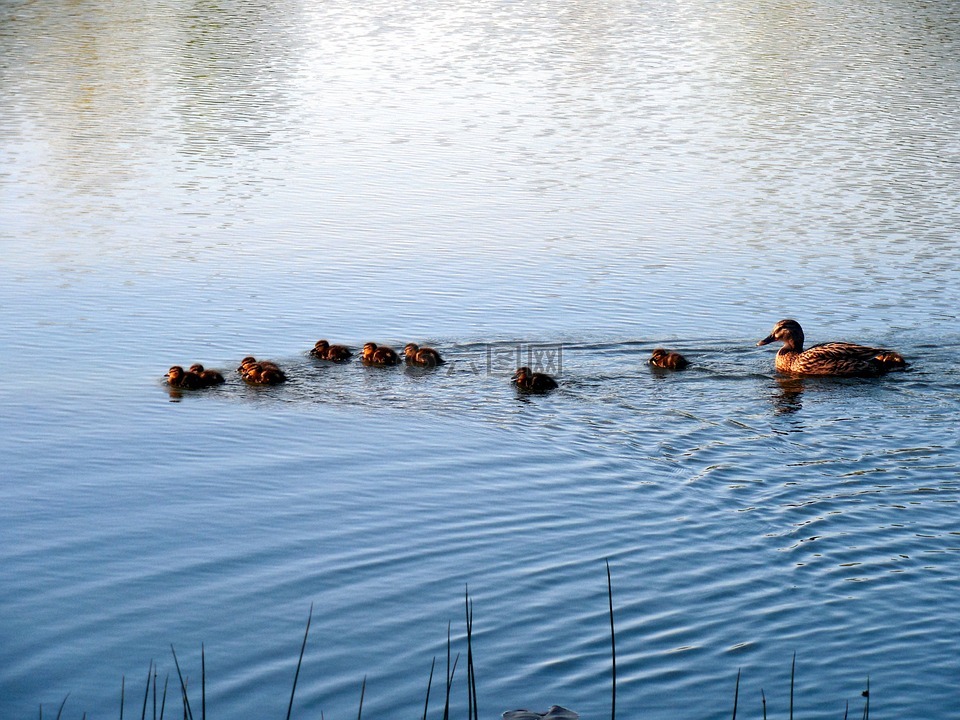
[
  {"left": 256, "top": 367, "right": 287, "bottom": 385},
  {"left": 757, "top": 319, "right": 907, "bottom": 377},
  {"left": 512, "top": 366, "right": 558, "bottom": 393},
  {"left": 188, "top": 364, "right": 225, "bottom": 386},
  {"left": 649, "top": 348, "right": 689, "bottom": 370},
  {"left": 311, "top": 340, "right": 353, "bottom": 362},
  {"left": 404, "top": 343, "right": 445, "bottom": 367},
  {"left": 167, "top": 365, "right": 205, "bottom": 390},
  {"left": 362, "top": 342, "right": 401, "bottom": 367},
  {"left": 237, "top": 356, "right": 287, "bottom": 385}
]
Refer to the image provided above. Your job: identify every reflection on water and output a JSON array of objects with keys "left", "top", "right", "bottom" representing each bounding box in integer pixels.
[
  {"left": 173, "top": 1, "right": 303, "bottom": 160},
  {"left": 2, "top": 1, "right": 960, "bottom": 719},
  {"left": 771, "top": 376, "right": 805, "bottom": 415}
]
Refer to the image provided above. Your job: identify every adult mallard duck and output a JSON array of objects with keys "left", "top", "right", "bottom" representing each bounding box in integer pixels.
[
  {"left": 310, "top": 340, "right": 352, "bottom": 362},
  {"left": 512, "top": 366, "right": 558, "bottom": 393},
  {"left": 362, "top": 342, "right": 401, "bottom": 367},
  {"left": 404, "top": 343, "right": 445, "bottom": 367},
  {"left": 757, "top": 319, "right": 907, "bottom": 377},
  {"left": 649, "top": 348, "right": 689, "bottom": 370}
]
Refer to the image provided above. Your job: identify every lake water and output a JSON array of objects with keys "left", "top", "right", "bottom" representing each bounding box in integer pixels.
[{"left": 2, "top": 0, "right": 960, "bottom": 718}]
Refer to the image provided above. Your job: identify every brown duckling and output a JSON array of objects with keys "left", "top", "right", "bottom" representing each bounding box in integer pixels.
[
  {"left": 238, "top": 355, "right": 281, "bottom": 369},
  {"left": 649, "top": 348, "right": 689, "bottom": 370},
  {"left": 310, "top": 339, "right": 353, "bottom": 362},
  {"left": 404, "top": 343, "right": 445, "bottom": 367},
  {"left": 757, "top": 319, "right": 908, "bottom": 377},
  {"left": 254, "top": 366, "right": 287, "bottom": 385},
  {"left": 238, "top": 356, "right": 258, "bottom": 374},
  {"left": 188, "top": 363, "right": 225, "bottom": 386},
  {"left": 247, "top": 364, "right": 286, "bottom": 385},
  {"left": 362, "top": 342, "right": 401, "bottom": 366},
  {"left": 512, "top": 366, "right": 559, "bottom": 393},
  {"left": 237, "top": 356, "right": 287, "bottom": 385},
  {"left": 167, "top": 365, "right": 204, "bottom": 390}
]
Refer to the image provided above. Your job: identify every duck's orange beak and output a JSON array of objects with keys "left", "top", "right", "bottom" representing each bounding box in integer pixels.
[{"left": 757, "top": 334, "right": 775, "bottom": 347}]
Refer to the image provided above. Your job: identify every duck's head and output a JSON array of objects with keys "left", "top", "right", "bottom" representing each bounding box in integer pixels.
[
  {"left": 189, "top": 363, "right": 205, "bottom": 374},
  {"left": 404, "top": 343, "right": 419, "bottom": 358},
  {"left": 512, "top": 366, "right": 531, "bottom": 381},
  {"left": 238, "top": 356, "right": 257, "bottom": 371},
  {"left": 650, "top": 348, "right": 668, "bottom": 362},
  {"left": 758, "top": 319, "right": 804, "bottom": 349},
  {"left": 314, "top": 340, "right": 330, "bottom": 351},
  {"left": 362, "top": 342, "right": 378, "bottom": 360},
  {"left": 167, "top": 366, "right": 185, "bottom": 381}
]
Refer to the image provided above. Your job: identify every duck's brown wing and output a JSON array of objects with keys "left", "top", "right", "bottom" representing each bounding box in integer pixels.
[{"left": 798, "top": 342, "right": 904, "bottom": 376}]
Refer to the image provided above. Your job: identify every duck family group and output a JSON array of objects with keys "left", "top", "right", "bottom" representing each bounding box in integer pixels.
[
  {"left": 167, "top": 340, "right": 562, "bottom": 392},
  {"left": 165, "top": 319, "right": 909, "bottom": 394}
]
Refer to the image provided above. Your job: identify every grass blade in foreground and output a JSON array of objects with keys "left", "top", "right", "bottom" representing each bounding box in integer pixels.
[
  {"left": 422, "top": 656, "right": 436, "bottom": 720},
  {"left": 286, "top": 603, "right": 313, "bottom": 720},
  {"left": 55, "top": 693, "right": 69, "bottom": 720},
  {"left": 466, "top": 587, "right": 478, "bottom": 720},
  {"left": 606, "top": 559, "right": 616, "bottom": 720},
  {"left": 356, "top": 675, "right": 366, "bottom": 720},
  {"left": 170, "top": 645, "right": 194, "bottom": 720},
  {"left": 861, "top": 676, "right": 870, "bottom": 720},
  {"left": 140, "top": 660, "right": 152, "bottom": 720},
  {"left": 790, "top": 652, "right": 795, "bottom": 720},
  {"left": 731, "top": 669, "right": 740, "bottom": 720}
]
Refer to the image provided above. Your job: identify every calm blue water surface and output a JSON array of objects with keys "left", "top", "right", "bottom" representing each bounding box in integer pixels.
[{"left": 2, "top": 1, "right": 960, "bottom": 718}]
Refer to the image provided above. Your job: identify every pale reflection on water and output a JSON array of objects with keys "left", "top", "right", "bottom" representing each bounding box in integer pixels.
[{"left": 2, "top": 1, "right": 960, "bottom": 719}]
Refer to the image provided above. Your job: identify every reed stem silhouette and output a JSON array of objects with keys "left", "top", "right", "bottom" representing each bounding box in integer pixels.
[
  {"left": 422, "top": 656, "right": 436, "bottom": 720},
  {"left": 170, "top": 645, "right": 193, "bottom": 720},
  {"left": 42, "top": 564, "right": 878, "bottom": 720},
  {"left": 286, "top": 603, "right": 313, "bottom": 720},
  {"left": 790, "top": 652, "right": 796, "bottom": 720},
  {"left": 606, "top": 559, "right": 617, "bottom": 720},
  {"left": 465, "top": 587, "right": 478, "bottom": 720},
  {"left": 731, "top": 669, "right": 740, "bottom": 720},
  {"left": 356, "top": 676, "right": 366, "bottom": 720},
  {"left": 140, "top": 661, "right": 152, "bottom": 720}
]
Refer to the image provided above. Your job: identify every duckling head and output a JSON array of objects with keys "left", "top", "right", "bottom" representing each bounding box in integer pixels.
[
  {"left": 512, "top": 366, "right": 531, "bottom": 381},
  {"left": 404, "top": 343, "right": 420, "bottom": 358}
]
